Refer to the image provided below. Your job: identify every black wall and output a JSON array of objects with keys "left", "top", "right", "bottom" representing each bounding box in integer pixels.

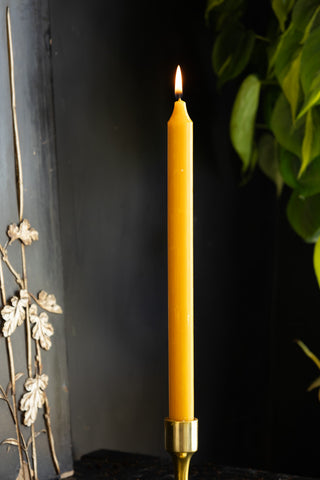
[{"left": 50, "top": 0, "right": 320, "bottom": 477}]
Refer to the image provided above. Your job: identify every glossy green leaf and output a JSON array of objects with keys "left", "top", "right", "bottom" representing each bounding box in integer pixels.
[
  {"left": 212, "top": 22, "right": 255, "bottom": 86},
  {"left": 300, "top": 109, "right": 314, "bottom": 177},
  {"left": 205, "top": 0, "right": 246, "bottom": 30},
  {"left": 274, "top": 25, "right": 302, "bottom": 78},
  {"left": 262, "top": 86, "right": 281, "bottom": 128},
  {"left": 273, "top": 26, "right": 303, "bottom": 119},
  {"left": 292, "top": 0, "right": 320, "bottom": 43},
  {"left": 287, "top": 191, "right": 320, "bottom": 242},
  {"left": 279, "top": 149, "right": 299, "bottom": 189},
  {"left": 280, "top": 149, "right": 320, "bottom": 197},
  {"left": 300, "top": 25, "right": 320, "bottom": 95},
  {"left": 205, "top": 0, "right": 225, "bottom": 22},
  {"left": 314, "top": 235, "right": 320, "bottom": 288},
  {"left": 267, "top": 39, "right": 280, "bottom": 74},
  {"left": 271, "top": 95, "right": 320, "bottom": 165},
  {"left": 308, "top": 376, "right": 320, "bottom": 391},
  {"left": 297, "top": 73, "right": 320, "bottom": 118},
  {"left": 282, "top": 49, "right": 302, "bottom": 119},
  {"left": 230, "top": 75, "right": 261, "bottom": 171},
  {"left": 272, "top": 0, "right": 295, "bottom": 31},
  {"left": 274, "top": 26, "right": 301, "bottom": 73},
  {"left": 270, "top": 93, "right": 304, "bottom": 156},
  {"left": 257, "top": 134, "right": 283, "bottom": 195},
  {"left": 296, "top": 339, "right": 320, "bottom": 369}
]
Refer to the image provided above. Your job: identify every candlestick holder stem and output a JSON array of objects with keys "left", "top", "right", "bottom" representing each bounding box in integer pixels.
[{"left": 164, "top": 418, "right": 198, "bottom": 480}]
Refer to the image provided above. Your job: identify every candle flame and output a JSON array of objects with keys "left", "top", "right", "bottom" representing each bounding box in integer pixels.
[{"left": 175, "top": 65, "right": 183, "bottom": 96}]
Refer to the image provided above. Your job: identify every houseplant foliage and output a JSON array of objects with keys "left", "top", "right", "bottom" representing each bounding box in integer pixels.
[{"left": 206, "top": 0, "right": 320, "bottom": 287}]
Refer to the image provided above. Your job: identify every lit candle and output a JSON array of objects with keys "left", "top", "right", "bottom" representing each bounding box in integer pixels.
[{"left": 167, "top": 65, "right": 194, "bottom": 421}]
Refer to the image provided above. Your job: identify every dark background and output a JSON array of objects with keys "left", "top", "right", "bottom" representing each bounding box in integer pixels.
[{"left": 49, "top": 0, "right": 320, "bottom": 477}]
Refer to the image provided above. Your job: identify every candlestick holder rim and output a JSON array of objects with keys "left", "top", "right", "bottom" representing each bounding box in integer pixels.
[
  {"left": 164, "top": 417, "right": 198, "bottom": 453},
  {"left": 164, "top": 418, "right": 198, "bottom": 480}
]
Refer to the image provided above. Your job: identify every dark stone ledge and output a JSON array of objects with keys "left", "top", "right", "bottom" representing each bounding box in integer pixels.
[{"left": 69, "top": 450, "right": 318, "bottom": 480}]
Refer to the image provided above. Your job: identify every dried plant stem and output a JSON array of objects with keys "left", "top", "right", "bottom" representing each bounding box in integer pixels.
[
  {"left": 0, "top": 244, "right": 24, "bottom": 288},
  {"left": 0, "top": 387, "right": 33, "bottom": 480},
  {"left": 35, "top": 341, "right": 42, "bottom": 375},
  {"left": 21, "top": 245, "right": 32, "bottom": 377},
  {"left": 35, "top": 340, "right": 61, "bottom": 475},
  {"left": 21, "top": 245, "right": 38, "bottom": 480},
  {"left": 6, "top": 340, "right": 25, "bottom": 469},
  {"left": 44, "top": 396, "right": 60, "bottom": 475},
  {"left": 0, "top": 261, "right": 24, "bottom": 472},
  {"left": 7, "top": 7, "right": 35, "bottom": 477},
  {"left": 4, "top": 7, "right": 61, "bottom": 479},
  {"left": 6, "top": 7, "right": 23, "bottom": 222}
]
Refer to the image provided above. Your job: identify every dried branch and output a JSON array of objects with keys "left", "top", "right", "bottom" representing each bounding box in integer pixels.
[
  {"left": 0, "top": 384, "right": 33, "bottom": 479},
  {"left": 43, "top": 396, "right": 60, "bottom": 475},
  {"left": 0, "top": 260, "right": 24, "bottom": 471},
  {"left": 21, "top": 246, "right": 32, "bottom": 378},
  {"left": 2, "top": 7, "right": 61, "bottom": 479},
  {"left": 6, "top": 7, "right": 23, "bottom": 222},
  {"left": 0, "top": 244, "right": 24, "bottom": 288},
  {"left": 20, "top": 244, "right": 38, "bottom": 480}
]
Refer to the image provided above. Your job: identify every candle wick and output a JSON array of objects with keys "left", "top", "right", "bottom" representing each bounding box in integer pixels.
[{"left": 175, "top": 93, "right": 182, "bottom": 101}]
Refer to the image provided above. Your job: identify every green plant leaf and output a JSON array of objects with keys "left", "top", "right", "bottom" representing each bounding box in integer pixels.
[
  {"left": 262, "top": 86, "right": 281, "bottom": 128},
  {"left": 270, "top": 95, "right": 320, "bottom": 164},
  {"left": 272, "top": 0, "right": 295, "bottom": 31},
  {"left": 205, "top": 0, "right": 226, "bottom": 22},
  {"left": 274, "top": 25, "right": 302, "bottom": 77},
  {"left": 300, "top": 25, "right": 320, "bottom": 95},
  {"left": 273, "top": 25, "right": 303, "bottom": 118},
  {"left": 308, "top": 375, "right": 320, "bottom": 391},
  {"left": 270, "top": 93, "right": 304, "bottom": 156},
  {"left": 300, "top": 109, "right": 314, "bottom": 177},
  {"left": 281, "top": 49, "right": 302, "bottom": 119},
  {"left": 287, "top": 191, "right": 320, "bottom": 242},
  {"left": 230, "top": 74, "right": 261, "bottom": 171},
  {"left": 205, "top": 0, "right": 247, "bottom": 30},
  {"left": 280, "top": 149, "right": 320, "bottom": 197},
  {"left": 297, "top": 73, "right": 320, "bottom": 118},
  {"left": 314, "top": 235, "right": 320, "bottom": 288},
  {"left": 257, "top": 134, "right": 283, "bottom": 195},
  {"left": 279, "top": 149, "right": 300, "bottom": 189},
  {"left": 212, "top": 22, "right": 255, "bottom": 86},
  {"left": 296, "top": 339, "right": 320, "bottom": 369},
  {"left": 292, "top": 0, "right": 320, "bottom": 43}
]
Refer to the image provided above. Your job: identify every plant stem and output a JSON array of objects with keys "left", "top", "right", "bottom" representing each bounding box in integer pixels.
[
  {"left": 7, "top": 7, "right": 23, "bottom": 222},
  {"left": 0, "top": 244, "right": 24, "bottom": 288},
  {"left": 255, "top": 34, "right": 271, "bottom": 43},
  {"left": 35, "top": 339, "right": 60, "bottom": 474},
  {"left": 0, "top": 260, "right": 24, "bottom": 472},
  {"left": 6, "top": 6, "right": 60, "bottom": 478},
  {"left": 21, "top": 246, "right": 32, "bottom": 378},
  {"left": 8, "top": 7, "right": 35, "bottom": 476},
  {"left": 44, "top": 396, "right": 60, "bottom": 475},
  {"left": 21, "top": 244, "right": 38, "bottom": 480},
  {"left": 0, "top": 383, "right": 33, "bottom": 479}
]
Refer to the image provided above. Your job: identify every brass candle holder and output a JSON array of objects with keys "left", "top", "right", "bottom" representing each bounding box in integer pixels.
[{"left": 164, "top": 418, "right": 198, "bottom": 480}]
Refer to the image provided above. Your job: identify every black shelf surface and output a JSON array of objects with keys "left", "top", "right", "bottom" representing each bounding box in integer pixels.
[{"left": 69, "top": 450, "right": 319, "bottom": 480}]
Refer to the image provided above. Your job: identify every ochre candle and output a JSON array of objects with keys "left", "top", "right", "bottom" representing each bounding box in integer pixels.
[{"left": 167, "top": 66, "right": 194, "bottom": 421}]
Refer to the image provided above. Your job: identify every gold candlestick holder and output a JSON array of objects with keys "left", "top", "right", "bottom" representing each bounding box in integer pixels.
[{"left": 164, "top": 418, "right": 198, "bottom": 480}]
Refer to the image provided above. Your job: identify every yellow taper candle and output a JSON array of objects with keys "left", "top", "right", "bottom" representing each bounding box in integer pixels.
[{"left": 167, "top": 65, "right": 194, "bottom": 421}]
